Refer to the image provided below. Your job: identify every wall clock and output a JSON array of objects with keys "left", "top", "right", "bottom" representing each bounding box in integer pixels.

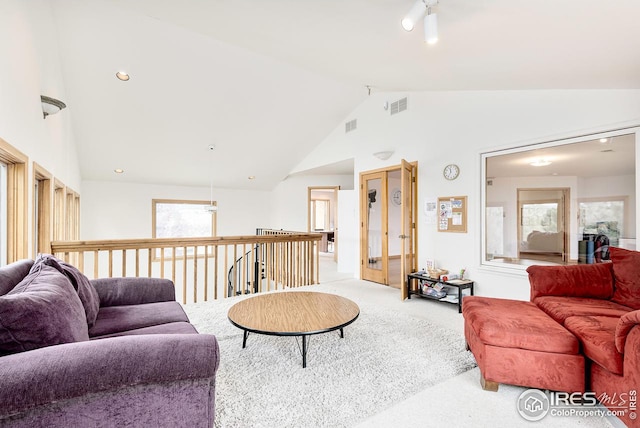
[
  {"left": 443, "top": 164, "right": 460, "bottom": 180},
  {"left": 392, "top": 188, "right": 402, "bottom": 206}
]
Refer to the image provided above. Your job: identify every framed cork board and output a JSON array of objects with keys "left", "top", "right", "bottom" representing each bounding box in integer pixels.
[{"left": 438, "top": 196, "right": 467, "bottom": 233}]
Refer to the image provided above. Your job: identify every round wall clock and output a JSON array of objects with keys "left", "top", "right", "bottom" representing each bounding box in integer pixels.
[
  {"left": 443, "top": 164, "right": 460, "bottom": 180},
  {"left": 392, "top": 188, "right": 402, "bottom": 206}
]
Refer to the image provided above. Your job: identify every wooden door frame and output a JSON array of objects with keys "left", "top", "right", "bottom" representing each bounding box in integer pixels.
[{"left": 359, "top": 161, "right": 418, "bottom": 290}]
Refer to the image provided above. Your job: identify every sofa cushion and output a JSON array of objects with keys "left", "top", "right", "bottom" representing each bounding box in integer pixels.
[
  {"left": 527, "top": 263, "right": 614, "bottom": 301},
  {"left": 91, "top": 321, "right": 198, "bottom": 339},
  {"left": 89, "top": 301, "right": 189, "bottom": 337},
  {"left": 38, "top": 254, "right": 100, "bottom": 327},
  {"left": 462, "top": 296, "right": 579, "bottom": 354},
  {"left": 615, "top": 309, "right": 640, "bottom": 353},
  {"left": 610, "top": 247, "right": 640, "bottom": 310},
  {"left": 0, "top": 259, "right": 34, "bottom": 296},
  {"left": 534, "top": 296, "right": 632, "bottom": 324},
  {"left": 0, "top": 262, "right": 89, "bottom": 355},
  {"left": 564, "top": 315, "right": 623, "bottom": 375}
]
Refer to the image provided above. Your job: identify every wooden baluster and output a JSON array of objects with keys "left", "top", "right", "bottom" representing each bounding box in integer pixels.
[
  {"left": 214, "top": 245, "right": 219, "bottom": 300},
  {"left": 193, "top": 246, "right": 198, "bottom": 304},
  {"left": 224, "top": 245, "right": 229, "bottom": 299},
  {"left": 147, "top": 248, "right": 152, "bottom": 277},
  {"left": 171, "top": 247, "right": 176, "bottom": 286},
  {"left": 204, "top": 245, "right": 209, "bottom": 302},
  {"left": 182, "top": 246, "right": 187, "bottom": 304},
  {"left": 160, "top": 247, "right": 165, "bottom": 278},
  {"left": 135, "top": 249, "right": 140, "bottom": 277}
]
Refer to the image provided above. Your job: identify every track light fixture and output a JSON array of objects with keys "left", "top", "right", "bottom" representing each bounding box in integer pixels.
[{"left": 401, "top": 0, "right": 439, "bottom": 44}]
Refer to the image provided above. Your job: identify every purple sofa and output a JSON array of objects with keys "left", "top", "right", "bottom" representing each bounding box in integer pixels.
[{"left": 0, "top": 256, "right": 220, "bottom": 427}]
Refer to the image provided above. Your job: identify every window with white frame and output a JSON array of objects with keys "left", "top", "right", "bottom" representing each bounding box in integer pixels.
[{"left": 482, "top": 128, "right": 638, "bottom": 269}]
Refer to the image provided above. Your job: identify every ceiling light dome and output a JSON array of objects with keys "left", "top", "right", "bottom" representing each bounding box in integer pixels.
[
  {"left": 530, "top": 159, "right": 552, "bottom": 167},
  {"left": 116, "top": 71, "right": 130, "bottom": 81}
]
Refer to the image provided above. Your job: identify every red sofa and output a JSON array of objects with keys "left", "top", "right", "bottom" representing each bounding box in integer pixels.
[{"left": 464, "top": 247, "right": 640, "bottom": 427}]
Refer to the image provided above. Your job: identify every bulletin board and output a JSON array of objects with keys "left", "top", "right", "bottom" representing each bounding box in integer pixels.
[{"left": 438, "top": 196, "right": 467, "bottom": 233}]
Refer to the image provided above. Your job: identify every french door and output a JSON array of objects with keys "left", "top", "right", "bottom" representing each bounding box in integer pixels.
[{"left": 359, "top": 160, "right": 417, "bottom": 298}]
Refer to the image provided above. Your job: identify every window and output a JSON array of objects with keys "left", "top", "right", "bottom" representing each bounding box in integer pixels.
[
  {"left": 53, "top": 180, "right": 65, "bottom": 242},
  {"left": 483, "top": 128, "right": 637, "bottom": 269},
  {"left": 579, "top": 197, "right": 627, "bottom": 247},
  {"left": 33, "top": 163, "right": 53, "bottom": 256},
  {"left": 0, "top": 162, "right": 7, "bottom": 265},
  {"left": 0, "top": 137, "right": 28, "bottom": 264},
  {"left": 152, "top": 199, "right": 217, "bottom": 257},
  {"left": 311, "top": 199, "right": 330, "bottom": 231},
  {"left": 65, "top": 188, "right": 80, "bottom": 241}
]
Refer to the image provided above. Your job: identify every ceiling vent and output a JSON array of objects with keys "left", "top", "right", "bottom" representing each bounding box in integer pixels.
[
  {"left": 345, "top": 119, "right": 357, "bottom": 133},
  {"left": 390, "top": 97, "right": 408, "bottom": 116}
]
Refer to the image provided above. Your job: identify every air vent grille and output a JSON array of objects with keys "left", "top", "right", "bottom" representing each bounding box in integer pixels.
[
  {"left": 390, "top": 97, "right": 408, "bottom": 116},
  {"left": 345, "top": 119, "right": 357, "bottom": 133}
]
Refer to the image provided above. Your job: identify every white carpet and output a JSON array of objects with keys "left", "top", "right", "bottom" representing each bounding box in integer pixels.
[
  {"left": 184, "top": 291, "right": 477, "bottom": 428},
  {"left": 183, "top": 259, "right": 622, "bottom": 428}
]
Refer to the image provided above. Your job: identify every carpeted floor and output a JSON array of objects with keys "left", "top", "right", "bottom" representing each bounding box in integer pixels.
[
  {"left": 182, "top": 258, "right": 621, "bottom": 428},
  {"left": 184, "top": 293, "right": 476, "bottom": 427}
]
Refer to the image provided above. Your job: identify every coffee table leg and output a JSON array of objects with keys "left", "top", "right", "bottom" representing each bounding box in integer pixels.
[
  {"left": 302, "top": 335, "right": 307, "bottom": 368},
  {"left": 340, "top": 328, "right": 344, "bottom": 338},
  {"left": 242, "top": 330, "right": 249, "bottom": 348}
]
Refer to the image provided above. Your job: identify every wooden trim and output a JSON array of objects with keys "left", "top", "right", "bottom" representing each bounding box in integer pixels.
[
  {"left": 33, "top": 162, "right": 53, "bottom": 255},
  {"left": 0, "top": 137, "right": 29, "bottom": 262},
  {"left": 51, "top": 233, "right": 322, "bottom": 252},
  {"left": 53, "top": 179, "right": 65, "bottom": 241}
]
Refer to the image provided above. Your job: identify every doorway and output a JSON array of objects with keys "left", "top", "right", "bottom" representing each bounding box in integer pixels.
[
  {"left": 360, "top": 160, "right": 417, "bottom": 299},
  {"left": 517, "top": 188, "right": 569, "bottom": 263},
  {"left": 308, "top": 186, "right": 339, "bottom": 262}
]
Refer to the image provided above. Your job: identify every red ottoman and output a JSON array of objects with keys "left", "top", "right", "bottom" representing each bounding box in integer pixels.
[{"left": 463, "top": 296, "right": 585, "bottom": 392}]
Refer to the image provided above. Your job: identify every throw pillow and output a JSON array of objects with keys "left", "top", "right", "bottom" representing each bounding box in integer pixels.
[
  {"left": 610, "top": 247, "right": 640, "bottom": 310},
  {"left": 0, "top": 261, "right": 89, "bottom": 356},
  {"left": 0, "top": 259, "right": 34, "bottom": 296},
  {"left": 37, "top": 254, "right": 100, "bottom": 327}
]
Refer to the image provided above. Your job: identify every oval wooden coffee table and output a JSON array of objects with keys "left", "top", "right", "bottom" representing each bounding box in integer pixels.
[{"left": 228, "top": 291, "right": 360, "bottom": 368}]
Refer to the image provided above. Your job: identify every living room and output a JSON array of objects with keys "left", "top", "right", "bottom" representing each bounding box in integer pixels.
[{"left": 1, "top": 1, "right": 640, "bottom": 427}]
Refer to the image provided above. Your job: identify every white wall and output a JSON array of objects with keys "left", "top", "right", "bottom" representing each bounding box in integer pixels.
[
  {"left": 81, "top": 181, "right": 272, "bottom": 239},
  {"left": 292, "top": 89, "right": 640, "bottom": 300},
  {"left": 0, "top": 1, "right": 81, "bottom": 257},
  {"left": 337, "top": 189, "right": 356, "bottom": 273},
  {"left": 269, "top": 174, "right": 354, "bottom": 232}
]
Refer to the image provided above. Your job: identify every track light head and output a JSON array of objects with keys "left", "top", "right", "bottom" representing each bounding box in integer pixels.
[
  {"left": 401, "top": 0, "right": 426, "bottom": 31},
  {"left": 424, "top": 11, "right": 438, "bottom": 44},
  {"left": 402, "top": 0, "right": 439, "bottom": 40}
]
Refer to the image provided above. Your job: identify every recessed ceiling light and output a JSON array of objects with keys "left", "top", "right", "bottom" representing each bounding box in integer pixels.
[
  {"left": 114, "top": 168, "right": 124, "bottom": 174},
  {"left": 248, "top": 176, "right": 256, "bottom": 180},
  {"left": 599, "top": 138, "right": 608, "bottom": 143},
  {"left": 116, "top": 71, "right": 130, "bottom": 81},
  {"left": 530, "top": 159, "right": 552, "bottom": 167}
]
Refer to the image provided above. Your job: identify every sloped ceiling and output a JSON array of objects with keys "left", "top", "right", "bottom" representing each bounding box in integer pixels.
[{"left": 51, "top": 0, "right": 640, "bottom": 189}]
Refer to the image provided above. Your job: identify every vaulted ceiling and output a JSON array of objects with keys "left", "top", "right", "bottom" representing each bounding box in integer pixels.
[{"left": 50, "top": 0, "right": 640, "bottom": 190}]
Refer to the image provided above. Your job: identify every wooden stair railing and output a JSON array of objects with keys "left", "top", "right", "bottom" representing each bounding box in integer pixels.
[{"left": 51, "top": 232, "right": 321, "bottom": 304}]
